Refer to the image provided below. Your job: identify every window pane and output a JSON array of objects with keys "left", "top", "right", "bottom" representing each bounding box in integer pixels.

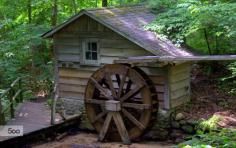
[
  {"left": 86, "top": 52, "right": 91, "bottom": 60},
  {"left": 91, "top": 42, "right": 97, "bottom": 51},
  {"left": 87, "top": 43, "right": 92, "bottom": 51},
  {"left": 92, "top": 52, "right": 97, "bottom": 60}
]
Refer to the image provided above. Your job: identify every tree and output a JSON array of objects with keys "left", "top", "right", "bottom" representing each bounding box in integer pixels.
[
  {"left": 27, "top": 0, "right": 32, "bottom": 24},
  {"left": 51, "top": 0, "right": 58, "bottom": 27},
  {"left": 146, "top": 0, "right": 236, "bottom": 55},
  {"left": 72, "top": 0, "right": 77, "bottom": 14},
  {"left": 102, "top": 0, "right": 108, "bottom": 7}
]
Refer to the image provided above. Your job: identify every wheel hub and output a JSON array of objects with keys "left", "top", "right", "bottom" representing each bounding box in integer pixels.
[{"left": 105, "top": 100, "right": 121, "bottom": 112}]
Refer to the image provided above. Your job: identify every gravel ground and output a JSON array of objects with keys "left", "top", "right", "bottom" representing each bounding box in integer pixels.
[{"left": 32, "top": 132, "right": 174, "bottom": 148}]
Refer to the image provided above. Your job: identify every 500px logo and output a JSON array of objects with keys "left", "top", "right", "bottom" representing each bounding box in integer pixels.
[{"left": 0, "top": 126, "right": 23, "bottom": 137}]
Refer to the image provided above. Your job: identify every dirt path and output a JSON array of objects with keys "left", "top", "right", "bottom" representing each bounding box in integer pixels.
[{"left": 32, "top": 132, "right": 174, "bottom": 148}]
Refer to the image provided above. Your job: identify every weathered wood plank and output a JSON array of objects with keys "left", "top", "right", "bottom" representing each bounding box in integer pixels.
[
  {"left": 101, "top": 39, "right": 141, "bottom": 49},
  {"left": 171, "top": 87, "right": 189, "bottom": 100},
  {"left": 59, "top": 91, "right": 84, "bottom": 100},
  {"left": 58, "top": 54, "right": 80, "bottom": 62},
  {"left": 171, "top": 94, "right": 190, "bottom": 108},
  {"left": 115, "top": 55, "right": 236, "bottom": 64},
  {"left": 140, "top": 67, "right": 167, "bottom": 76},
  {"left": 59, "top": 68, "right": 94, "bottom": 79},
  {"left": 59, "top": 77, "right": 88, "bottom": 86},
  {"left": 169, "top": 63, "right": 191, "bottom": 75},
  {"left": 56, "top": 45, "right": 80, "bottom": 54},
  {"left": 101, "top": 56, "right": 120, "bottom": 64},
  {"left": 149, "top": 75, "right": 165, "bottom": 84},
  {"left": 54, "top": 37, "right": 79, "bottom": 46},
  {"left": 170, "top": 78, "right": 190, "bottom": 91},
  {"left": 59, "top": 84, "right": 86, "bottom": 93},
  {"left": 101, "top": 48, "right": 150, "bottom": 57},
  {"left": 169, "top": 71, "right": 190, "bottom": 83}
]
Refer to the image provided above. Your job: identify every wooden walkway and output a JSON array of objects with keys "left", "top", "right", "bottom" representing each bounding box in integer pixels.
[{"left": 0, "top": 99, "right": 63, "bottom": 141}]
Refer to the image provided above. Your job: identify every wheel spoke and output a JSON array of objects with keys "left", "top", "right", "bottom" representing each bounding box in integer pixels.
[
  {"left": 98, "top": 112, "right": 113, "bottom": 141},
  {"left": 117, "top": 70, "right": 128, "bottom": 98},
  {"left": 92, "top": 111, "right": 107, "bottom": 123},
  {"left": 120, "top": 84, "right": 144, "bottom": 102},
  {"left": 106, "top": 74, "right": 117, "bottom": 98},
  {"left": 91, "top": 77, "right": 113, "bottom": 99},
  {"left": 122, "top": 108, "right": 145, "bottom": 130},
  {"left": 122, "top": 103, "right": 152, "bottom": 110},
  {"left": 112, "top": 112, "right": 131, "bottom": 144},
  {"left": 85, "top": 99, "right": 105, "bottom": 105}
]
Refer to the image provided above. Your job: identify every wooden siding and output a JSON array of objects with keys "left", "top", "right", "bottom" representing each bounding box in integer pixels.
[
  {"left": 54, "top": 14, "right": 171, "bottom": 110},
  {"left": 168, "top": 63, "right": 191, "bottom": 108}
]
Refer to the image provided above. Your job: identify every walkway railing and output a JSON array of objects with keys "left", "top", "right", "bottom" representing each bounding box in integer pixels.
[{"left": 0, "top": 77, "right": 23, "bottom": 124}]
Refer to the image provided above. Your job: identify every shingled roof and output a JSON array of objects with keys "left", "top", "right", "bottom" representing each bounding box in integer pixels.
[{"left": 42, "top": 5, "right": 194, "bottom": 57}]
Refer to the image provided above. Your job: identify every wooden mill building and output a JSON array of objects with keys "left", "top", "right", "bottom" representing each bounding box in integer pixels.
[{"left": 42, "top": 5, "right": 235, "bottom": 115}]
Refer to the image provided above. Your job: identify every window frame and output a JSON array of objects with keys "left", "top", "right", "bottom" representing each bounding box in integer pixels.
[{"left": 81, "top": 38, "right": 100, "bottom": 66}]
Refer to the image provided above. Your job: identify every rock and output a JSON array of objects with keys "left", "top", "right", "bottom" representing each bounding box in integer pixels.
[
  {"left": 171, "top": 121, "right": 180, "bottom": 129},
  {"left": 182, "top": 125, "right": 194, "bottom": 134},
  {"left": 170, "top": 129, "right": 183, "bottom": 138},
  {"left": 179, "top": 120, "right": 187, "bottom": 125},
  {"left": 175, "top": 113, "right": 185, "bottom": 121},
  {"left": 187, "top": 119, "right": 198, "bottom": 126},
  {"left": 175, "top": 138, "right": 185, "bottom": 144},
  {"left": 143, "top": 129, "right": 169, "bottom": 141}
]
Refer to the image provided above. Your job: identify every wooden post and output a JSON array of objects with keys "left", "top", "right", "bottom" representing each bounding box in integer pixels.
[
  {"left": 19, "top": 78, "right": 23, "bottom": 103},
  {"left": 51, "top": 84, "right": 58, "bottom": 125},
  {"left": 0, "top": 99, "right": 5, "bottom": 125},
  {"left": 9, "top": 89, "right": 15, "bottom": 118}
]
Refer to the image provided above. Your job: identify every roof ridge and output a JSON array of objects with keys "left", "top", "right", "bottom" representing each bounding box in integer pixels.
[{"left": 84, "top": 4, "right": 146, "bottom": 12}]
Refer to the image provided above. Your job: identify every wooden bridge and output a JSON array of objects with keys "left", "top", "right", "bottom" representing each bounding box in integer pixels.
[{"left": 0, "top": 77, "right": 80, "bottom": 145}]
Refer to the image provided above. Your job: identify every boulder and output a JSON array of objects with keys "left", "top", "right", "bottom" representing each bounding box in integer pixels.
[
  {"left": 143, "top": 129, "right": 169, "bottom": 141},
  {"left": 171, "top": 121, "right": 180, "bottom": 129},
  {"left": 170, "top": 129, "right": 183, "bottom": 138},
  {"left": 179, "top": 120, "right": 187, "bottom": 125},
  {"left": 175, "top": 113, "right": 185, "bottom": 121},
  {"left": 181, "top": 125, "right": 194, "bottom": 134}
]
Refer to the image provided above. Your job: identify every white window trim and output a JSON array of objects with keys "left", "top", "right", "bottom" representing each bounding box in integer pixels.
[{"left": 80, "top": 38, "right": 101, "bottom": 66}]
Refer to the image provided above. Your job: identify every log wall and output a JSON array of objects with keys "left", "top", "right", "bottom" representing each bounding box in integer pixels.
[{"left": 168, "top": 63, "right": 191, "bottom": 108}]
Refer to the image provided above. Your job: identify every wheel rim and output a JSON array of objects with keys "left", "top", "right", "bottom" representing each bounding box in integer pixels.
[{"left": 84, "top": 64, "right": 158, "bottom": 141}]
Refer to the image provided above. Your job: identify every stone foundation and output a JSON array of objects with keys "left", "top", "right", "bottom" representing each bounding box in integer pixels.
[
  {"left": 144, "top": 110, "right": 198, "bottom": 143},
  {"left": 56, "top": 98, "right": 84, "bottom": 115},
  {"left": 56, "top": 99, "right": 198, "bottom": 142}
]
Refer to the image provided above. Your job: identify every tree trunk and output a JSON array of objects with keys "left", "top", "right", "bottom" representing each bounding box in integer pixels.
[
  {"left": 51, "top": 0, "right": 58, "bottom": 27},
  {"left": 203, "top": 28, "right": 212, "bottom": 55},
  {"left": 102, "top": 0, "right": 108, "bottom": 7},
  {"left": 72, "top": 0, "right": 77, "bottom": 14},
  {"left": 28, "top": 0, "right": 32, "bottom": 24},
  {"left": 215, "top": 35, "right": 220, "bottom": 54},
  {"left": 96, "top": 0, "right": 98, "bottom": 7}
]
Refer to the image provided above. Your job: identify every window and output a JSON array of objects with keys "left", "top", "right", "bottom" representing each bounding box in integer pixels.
[
  {"left": 81, "top": 39, "right": 100, "bottom": 65},
  {"left": 86, "top": 42, "right": 98, "bottom": 60}
]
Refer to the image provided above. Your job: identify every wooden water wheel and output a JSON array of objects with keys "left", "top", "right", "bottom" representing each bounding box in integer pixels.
[{"left": 84, "top": 64, "right": 158, "bottom": 144}]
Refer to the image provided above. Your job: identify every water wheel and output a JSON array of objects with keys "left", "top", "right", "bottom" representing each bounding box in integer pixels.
[{"left": 84, "top": 64, "right": 158, "bottom": 144}]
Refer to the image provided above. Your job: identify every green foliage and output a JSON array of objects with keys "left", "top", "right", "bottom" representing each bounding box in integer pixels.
[
  {"left": 146, "top": 0, "right": 236, "bottom": 54},
  {"left": 197, "top": 115, "right": 221, "bottom": 132},
  {"left": 177, "top": 115, "right": 235, "bottom": 148},
  {"left": 218, "top": 61, "right": 236, "bottom": 95},
  {"left": 178, "top": 129, "right": 236, "bottom": 148}
]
